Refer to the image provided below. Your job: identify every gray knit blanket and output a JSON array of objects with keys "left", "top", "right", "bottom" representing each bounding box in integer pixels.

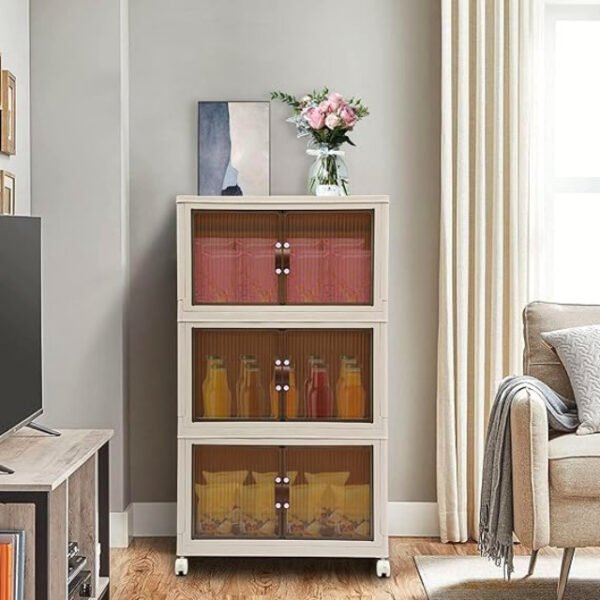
[{"left": 479, "top": 376, "right": 579, "bottom": 578}]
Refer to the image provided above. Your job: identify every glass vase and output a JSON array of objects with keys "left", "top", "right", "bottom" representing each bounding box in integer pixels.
[{"left": 307, "top": 146, "right": 349, "bottom": 196}]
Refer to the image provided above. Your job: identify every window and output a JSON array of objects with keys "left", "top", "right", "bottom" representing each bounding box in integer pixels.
[{"left": 543, "top": 4, "right": 600, "bottom": 303}]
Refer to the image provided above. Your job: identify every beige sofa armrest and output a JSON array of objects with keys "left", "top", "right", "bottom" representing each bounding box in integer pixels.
[{"left": 510, "top": 387, "right": 550, "bottom": 550}]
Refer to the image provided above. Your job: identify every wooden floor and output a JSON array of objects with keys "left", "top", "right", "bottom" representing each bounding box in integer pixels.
[{"left": 109, "top": 537, "right": 543, "bottom": 599}]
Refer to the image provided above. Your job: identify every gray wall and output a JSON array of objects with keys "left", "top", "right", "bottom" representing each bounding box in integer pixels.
[
  {"left": 128, "top": 0, "right": 440, "bottom": 503},
  {"left": 30, "top": 0, "right": 130, "bottom": 511},
  {"left": 0, "top": 0, "right": 30, "bottom": 215}
]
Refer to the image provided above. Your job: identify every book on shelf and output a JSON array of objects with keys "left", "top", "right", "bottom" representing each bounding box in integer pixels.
[{"left": 0, "top": 531, "right": 25, "bottom": 600}]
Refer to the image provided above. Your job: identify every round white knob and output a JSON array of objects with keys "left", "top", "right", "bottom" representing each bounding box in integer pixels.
[
  {"left": 283, "top": 242, "right": 290, "bottom": 249},
  {"left": 275, "top": 385, "right": 282, "bottom": 392},
  {"left": 275, "top": 268, "right": 282, "bottom": 275},
  {"left": 283, "top": 385, "right": 290, "bottom": 392},
  {"left": 275, "top": 242, "right": 282, "bottom": 249},
  {"left": 275, "top": 476, "right": 282, "bottom": 484},
  {"left": 275, "top": 359, "right": 282, "bottom": 366},
  {"left": 283, "top": 268, "right": 290, "bottom": 275},
  {"left": 282, "top": 477, "right": 290, "bottom": 484},
  {"left": 283, "top": 502, "right": 290, "bottom": 509},
  {"left": 283, "top": 359, "right": 290, "bottom": 366},
  {"left": 275, "top": 502, "right": 282, "bottom": 509}
]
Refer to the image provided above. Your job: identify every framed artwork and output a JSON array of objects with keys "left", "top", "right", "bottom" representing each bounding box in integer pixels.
[
  {"left": 198, "top": 101, "right": 270, "bottom": 196},
  {"left": 0, "top": 171, "right": 15, "bottom": 215},
  {"left": 1, "top": 70, "right": 16, "bottom": 155}
]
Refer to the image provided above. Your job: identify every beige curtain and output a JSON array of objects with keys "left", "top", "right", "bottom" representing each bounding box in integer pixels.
[{"left": 437, "top": 0, "right": 542, "bottom": 543}]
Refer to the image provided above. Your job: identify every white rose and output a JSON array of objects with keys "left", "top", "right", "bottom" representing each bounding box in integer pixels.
[{"left": 325, "top": 113, "right": 342, "bottom": 130}]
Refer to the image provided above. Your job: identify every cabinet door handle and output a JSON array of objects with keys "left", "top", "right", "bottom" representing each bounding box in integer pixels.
[
  {"left": 281, "top": 242, "right": 291, "bottom": 274},
  {"left": 274, "top": 241, "right": 284, "bottom": 275}
]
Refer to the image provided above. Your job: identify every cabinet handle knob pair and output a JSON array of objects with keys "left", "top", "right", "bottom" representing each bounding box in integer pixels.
[
  {"left": 275, "top": 502, "right": 290, "bottom": 510},
  {"left": 274, "top": 476, "right": 291, "bottom": 484}
]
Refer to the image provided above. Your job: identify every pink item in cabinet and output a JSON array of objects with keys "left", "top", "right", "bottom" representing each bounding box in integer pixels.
[
  {"left": 194, "top": 238, "right": 242, "bottom": 303},
  {"left": 329, "top": 239, "right": 372, "bottom": 304},
  {"left": 286, "top": 239, "right": 331, "bottom": 304},
  {"left": 238, "top": 238, "right": 278, "bottom": 304}
]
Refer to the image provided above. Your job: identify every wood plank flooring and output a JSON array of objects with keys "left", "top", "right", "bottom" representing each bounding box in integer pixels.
[{"left": 109, "top": 536, "right": 544, "bottom": 599}]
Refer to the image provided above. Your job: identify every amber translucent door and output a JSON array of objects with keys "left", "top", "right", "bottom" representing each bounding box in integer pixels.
[
  {"left": 284, "top": 211, "right": 373, "bottom": 305},
  {"left": 192, "top": 210, "right": 281, "bottom": 305},
  {"left": 284, "top": 446, "right": 373, "bottom": 540},
  {"left": 193, "top": 445, "right": 281, "bottom": 539},
  {"left": 281, "top": 329, "right": 372, "bottom": 422},
  {"left": 193, "top": 329, "right": 282, "bottom": 421}
]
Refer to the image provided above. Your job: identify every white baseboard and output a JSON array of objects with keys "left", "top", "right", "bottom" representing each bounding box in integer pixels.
[
  {"left": 387, "top": 502, "right": 439, "bottom": 537},
  {"left": 110, "top": 501, "right": 439, "bottom": 548},
  {"left": 110, "top": 504, "right": 132, "bottom": 548}
]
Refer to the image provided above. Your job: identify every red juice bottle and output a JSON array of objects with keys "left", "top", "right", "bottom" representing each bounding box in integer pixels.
[{"left": 308, "top": 366, "right": 334, "bottom": 419}]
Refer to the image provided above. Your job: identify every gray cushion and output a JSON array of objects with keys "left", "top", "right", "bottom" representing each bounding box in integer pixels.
[
  {"left": 542, "top": 325, "right": 600, "bottom": 435},
  {"left": 523, "top": 302, "right": 600, "bottom": 408}
]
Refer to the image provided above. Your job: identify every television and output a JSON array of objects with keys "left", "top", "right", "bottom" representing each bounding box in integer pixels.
[{"left": 0, "top": 216, "right": 42, "bottom": 443}]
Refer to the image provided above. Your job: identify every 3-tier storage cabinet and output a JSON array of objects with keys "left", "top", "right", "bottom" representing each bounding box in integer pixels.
[{"left": 175, "top": 195, "right": 390, "bottom": 577}]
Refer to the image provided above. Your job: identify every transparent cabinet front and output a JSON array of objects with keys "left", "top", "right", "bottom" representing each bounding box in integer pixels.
[
  {"left": 192, "top": 444, "right": 373, "bottom": 541},
  {"left": 191, "top": 327, "right": 374, "bottom": 422},
  {"left": 191, "top": 209, "right": 374, "bottom": 306}
]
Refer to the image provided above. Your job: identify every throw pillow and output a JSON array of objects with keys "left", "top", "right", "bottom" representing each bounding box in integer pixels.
[{"left": 542, "top": 325, "right": 600, "bottom": 434}]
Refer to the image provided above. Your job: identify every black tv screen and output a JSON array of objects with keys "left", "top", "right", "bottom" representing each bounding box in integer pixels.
[{"left": 0, "top": 216, "right": 42, "bottom": 441}]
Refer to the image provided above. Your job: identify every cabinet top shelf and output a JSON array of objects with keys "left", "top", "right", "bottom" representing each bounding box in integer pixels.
[
  {"left": 0, "top": 429, "right": 113, "bottom": 491},
  {"left": 176, "top": 195, "right": 389, "bottom": 205}
]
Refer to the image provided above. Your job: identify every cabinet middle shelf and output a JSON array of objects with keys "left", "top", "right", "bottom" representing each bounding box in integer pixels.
[{"left": 178, "top": 322, "right": 388, "bottom": 433}]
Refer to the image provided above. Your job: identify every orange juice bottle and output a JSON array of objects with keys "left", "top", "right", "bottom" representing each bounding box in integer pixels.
[
  {"left": 337, "top": 365, "right": 366, "bottom": 419},
  {"left": 202, "top": 355, "right": 222, "bottom": 401},
  {"left": 335, "top": 355, "right": 357, "bottom": 404},
  {"left": 270, "top": 365, "right": 280, "bottom": 419},
  {"left": 239, "top": 366, "right": 266, "bottom": 418},
  {"left": 236, "top": 355, "right": 257, "bottom": 416},
  {"left": 283, "top": 366, "right": 300, "bottom": 419},
  {"left": 204, "top": 364, "right": 232, "bottom": 418}
]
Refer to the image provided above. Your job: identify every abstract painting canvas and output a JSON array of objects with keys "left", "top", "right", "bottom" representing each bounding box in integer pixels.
[{"left": 198, "top": 101, "right": 270, "bottom": 196}]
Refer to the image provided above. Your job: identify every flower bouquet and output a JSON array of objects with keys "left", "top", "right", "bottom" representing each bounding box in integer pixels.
[{"left": 271, "top": 87, "right": 369, "bottom": 196}]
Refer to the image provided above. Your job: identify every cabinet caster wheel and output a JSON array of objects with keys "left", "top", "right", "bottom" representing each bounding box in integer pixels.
[
  {"left": 376, "top": 558, "right": 391, "bottom": 578},
  {"left": 175, "top": 556, "right": 189, "bottom": 576}
]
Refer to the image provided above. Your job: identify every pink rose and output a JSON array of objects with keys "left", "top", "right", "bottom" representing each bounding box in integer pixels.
[
  {"left": 328, "top": 92, "right": 345, "bottom": 111},
  {"left": 339, "top": 105, "right": 358, "bottom": 128},
  {"left": 325, "top": 113, "right": 342, "bottom": 130},
  {"left": 318, "top": 100, "right": 333, "bottom": 114},
  {"left": 304, "top": 107, "right": 325, "bottom": 130}
]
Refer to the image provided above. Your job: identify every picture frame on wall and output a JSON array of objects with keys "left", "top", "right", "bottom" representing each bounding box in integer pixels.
[
  {"left": 1, "top": 70, "right": 16, "bottom": 155},
  {"left": 197, "top": 101, "right": 270, "bottom": 196},
  {"left": 0, "top": 171, "right": 15, "bottom": 215}
]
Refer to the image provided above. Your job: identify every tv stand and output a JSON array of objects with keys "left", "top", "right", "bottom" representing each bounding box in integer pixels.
[
  {"left": 0, "top": 464, "right": 14, "bottom": 475},
  {"left": 27, "top": 421, "right": 61, "bottom": 437},
  {"left": 0, "top": 429, "right": 113, "bottom": 599}
]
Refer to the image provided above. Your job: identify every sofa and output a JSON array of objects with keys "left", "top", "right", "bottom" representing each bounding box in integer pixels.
[{"left": 511, "top": 301, "right": 600, "bottom": 599}]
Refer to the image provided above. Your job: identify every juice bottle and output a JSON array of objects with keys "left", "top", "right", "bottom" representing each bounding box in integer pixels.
[
  {"left": 202, "top": 355, "right": 222, "bottom": 402},
  {"left": 335, "top": 355, "right": 357, "bottom": 405},
  {"left": 303, "top": 356, "right": 324, "bottom": 416},
  {"left": 270, "top": 365, "right": 280, "bottom": 419},
  {"left": 203, "top": 364, "right": 232, "bottom": 418},
  {"left": 286, "top": 367, "right": 299, "bottom": 419},
  {"left": 307, "top": 365, "right": 334, "bottom": 419},
  {"left": 337, "top": 365, "right": 366, "bottom": 419},
  {"left": 239, "top": 366, "right": 266, "bottom": 418},
  {"left": 236, "top": 355, "right": 257, "bottom": 417}
]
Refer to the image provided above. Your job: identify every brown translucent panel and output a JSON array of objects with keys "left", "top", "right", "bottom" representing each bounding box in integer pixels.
[
  {"left": 284, "top": 446, "right": 373, "bottom": 540},
  {"left": 283, "top": 329, "right": 372, "bottom": 422},
  {"left": 192, "top": 445, "right": 281, "bottom": 539},
  {"left": 192, "top": 329, "right": 281, "bottom": 420},
  {"left": 284, "top": 210, "right": 374, "bottom": 305},
  {"left": 192, "top": 210, "right": 281, "bottom": 305}
]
